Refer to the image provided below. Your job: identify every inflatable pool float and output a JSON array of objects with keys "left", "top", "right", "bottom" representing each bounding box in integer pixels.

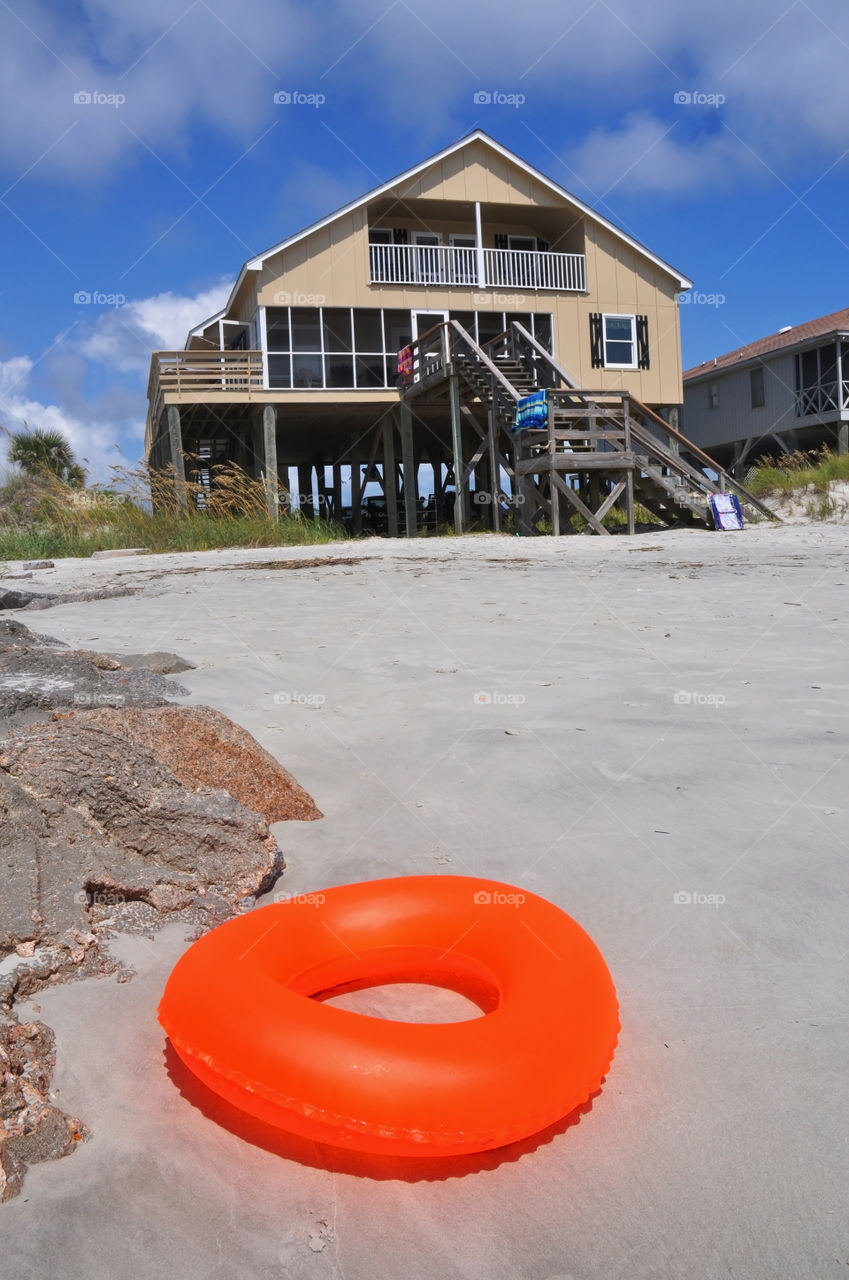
[{"left": 158, "top": 876, "right": 618, "bottom": 1157}]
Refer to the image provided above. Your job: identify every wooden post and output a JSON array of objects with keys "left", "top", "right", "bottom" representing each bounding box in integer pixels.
[
  {"left": 166, "top": 405, "right": 187, "bottom": 508},
  {"left": 297, "top": 464, "right": 314, "bottom": 520},
  {"left": 547, "top": 396, "right": 560, "bottom": 536},
  {"left": 839, "top": 422, "right": 849, "bottom": 457},
  {"left": 332, "top": 461, "right": 343, "bottom": 522},
  {"left": 623, "top": 398, "right": 635, "bottom": 535},
  {"left": 262, "top": 405, "right": 279, "bottom": 519},
  {"left": 399, "top": 400, "right": 418, "bottom": 536},
  {"left": 487, "top": 408, "right": 501, "bottom": 533},
  {"left": 448, "top": 373, "right": 465, "bottom": 535},
  {"left": 382, "top": 417, "right": 399, "bottom": 537}
]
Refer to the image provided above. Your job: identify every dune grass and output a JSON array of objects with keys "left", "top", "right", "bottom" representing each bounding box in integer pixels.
[
  {"left": 0, "top": 461, "right": 344, "bottom": 561},
  {"left": 746, "top": 446, "right": 849, "bottom": 498}
]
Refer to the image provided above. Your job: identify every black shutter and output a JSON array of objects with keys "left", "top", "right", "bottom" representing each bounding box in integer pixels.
[
  {"left": 494, "top": 233, "right": 508, "bottom": 250},
  {"left": 393, "top": 228, "right": 408, "bottom": 244},
  {"left": 536, "top": 238, "right": 550, "bottom": 252},
  {"left": 590, "top": 313, "right": 604, "bottom": 368},
  {"left": 636, "top": 315, "right": 650, "bottom": 369}
]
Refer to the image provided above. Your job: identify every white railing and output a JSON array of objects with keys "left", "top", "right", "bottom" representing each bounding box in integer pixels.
[
  {"left": 369, "top": 243, "right": 586, "bottom": 291},
  {"left": 370, "top": 243, "right": 478, "bottom": 286},
  {"left": 795, "top": 380, "right": 849, "bottom": 416},
  {"left": 483, "top": 248, "right": 586, "bottom": 292}
]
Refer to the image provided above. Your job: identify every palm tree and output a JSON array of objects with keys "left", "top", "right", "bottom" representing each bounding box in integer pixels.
[{"left": 7, "top": 426, "right": 86, "bottom": 486}]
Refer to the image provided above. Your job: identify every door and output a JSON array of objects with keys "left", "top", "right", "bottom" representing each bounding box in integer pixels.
[
  {"left": 412, "top": 310, "right": 450, "bottom": 376},
  {"left": 412, "top": 231, "right": 443, "bottom": 284}
]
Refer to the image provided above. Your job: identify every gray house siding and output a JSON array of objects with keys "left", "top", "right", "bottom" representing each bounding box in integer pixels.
[{"left": 683, "top": 352, "right": 798, "bottom": 456}]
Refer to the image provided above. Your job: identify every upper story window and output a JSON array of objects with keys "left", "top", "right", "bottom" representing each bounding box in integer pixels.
[
  {"left": 708, "top": 381, "right": 719, "bottom": 410},
  {"left": 750, "top": 366, "right": 765, "bottom": 409},
  {"left": 589, "top": 313, "right": 650, "bottom": 370}
]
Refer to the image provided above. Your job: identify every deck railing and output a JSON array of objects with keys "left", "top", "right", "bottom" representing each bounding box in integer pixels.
[
  {"left": 795, "top": 379, "right": 849, "bottom": 417},
  {"left": 369, "top": 243, "right": 586, "bottom": 291},
  {"left": 146, "top": 349, "right": 265, "bottom": 438}
]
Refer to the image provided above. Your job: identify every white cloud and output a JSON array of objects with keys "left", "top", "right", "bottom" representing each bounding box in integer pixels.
[
  {"left": 566, "top": 114, "right": 742, "bottom": 199},
  {"left": 81, "top": 281, "right": 231, "bottom": 375},
  {"left": 0, "top": 354, "right": 121, "bottom": 480},
  {"left": 0, "top": 281, "right": 230, "bottom": 479}
]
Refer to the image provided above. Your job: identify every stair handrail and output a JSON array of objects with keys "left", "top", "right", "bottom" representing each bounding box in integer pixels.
[{"left": 508, "top": 323, "right": 778, "bottom": 521}]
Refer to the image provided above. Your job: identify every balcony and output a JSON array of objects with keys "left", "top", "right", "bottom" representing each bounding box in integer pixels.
[
  {"left": 368, "top": 243, "right": 586, "bottom": 292},
  {"left": 795, "top": 379, "right": 849, "bottom": 417},
  {"left": 146, "top": 349, "right": 264, "bottom": 446}
]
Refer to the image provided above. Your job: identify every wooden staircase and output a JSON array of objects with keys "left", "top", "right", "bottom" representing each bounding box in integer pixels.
[{"left": 400, "top": 319, "right": 777, "bottom": 535}]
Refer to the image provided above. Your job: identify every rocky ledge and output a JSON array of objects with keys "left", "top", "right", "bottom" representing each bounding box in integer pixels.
[{"left": 0, "top": 617, "right": 320, "bottom": 1200}]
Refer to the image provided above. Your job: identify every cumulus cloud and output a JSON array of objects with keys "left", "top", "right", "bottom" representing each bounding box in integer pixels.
[
  {"left": 81, "top": 281, "right": 231, "bottom": 374},
  {"left": 0, "top": 281, "right": 231, "bottom": 479}
]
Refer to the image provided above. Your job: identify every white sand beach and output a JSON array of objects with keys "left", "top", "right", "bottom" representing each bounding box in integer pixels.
[{"left": 2, "top": 524, "right": 847, "bottom": 1280}]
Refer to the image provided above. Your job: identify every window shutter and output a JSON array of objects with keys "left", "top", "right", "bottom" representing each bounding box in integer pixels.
[
  {"left": 636, "top": 315, "right": 650, "bottom": 369},
  {"left": 494, "top": 234, "right": 508, "bottom": 250},
  {"left": 392, "top": 228, "right": 408, "bottom": 244},
  {"left": 590, "top": 313, "right": 604, "bottom": 368},
  {"left": 536, "top": 238, "right": 550, "bottom": 253}
]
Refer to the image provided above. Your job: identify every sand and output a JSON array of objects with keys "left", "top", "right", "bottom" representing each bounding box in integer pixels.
[{"left": 2, "top": 524, "right": 847, "bottom": 1279}]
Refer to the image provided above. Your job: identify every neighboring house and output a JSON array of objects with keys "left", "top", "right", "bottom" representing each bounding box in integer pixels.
[
  {"left": 682, "top": 307, "right": 849, "bottom": 472},
  {"left": 146, "top": 130, "right": 701, "bottom": 533}
]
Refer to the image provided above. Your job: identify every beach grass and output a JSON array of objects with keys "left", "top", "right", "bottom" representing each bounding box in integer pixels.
[{"left": 0, "top": 461, "right": 344, "bottom": 560}]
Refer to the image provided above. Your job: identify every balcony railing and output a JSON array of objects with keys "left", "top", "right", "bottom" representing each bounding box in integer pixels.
[
  {"left": 369, "top": 243, "right": 586, "bottom": 291},
  {"left": 146, "top": 349, "right": 264, "bottom": 447},
  {"left": 795, "top": 379, "right": 849, "bottom": 417}
]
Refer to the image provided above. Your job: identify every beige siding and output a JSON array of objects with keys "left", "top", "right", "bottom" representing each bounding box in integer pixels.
[{"left": 208, "top": 140, "right": 685, "bottom": 407}]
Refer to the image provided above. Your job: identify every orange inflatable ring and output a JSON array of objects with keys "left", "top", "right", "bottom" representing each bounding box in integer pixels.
[{"left": 158, "top": 876, "right": 618, "bottom": 1157}]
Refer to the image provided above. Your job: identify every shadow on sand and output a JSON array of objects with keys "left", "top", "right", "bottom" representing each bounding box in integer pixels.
[{"left": 163, "top": 1040, "right": 603, "bottom": 1182}]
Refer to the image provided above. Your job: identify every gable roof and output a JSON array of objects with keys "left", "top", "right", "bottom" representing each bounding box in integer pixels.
[
  {"left": 187, "top": 130, "right": 692, "bottom": 345},
  {"left": 684, "top": 305, "right": 849, "bottom": 381}
]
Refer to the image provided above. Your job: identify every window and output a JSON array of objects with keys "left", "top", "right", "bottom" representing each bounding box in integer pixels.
[
  {"left": 368, "top": 228, "right": 392, "bottom": 245},
  {"left": 750, "top": 367, "right": 765, "bottom": 409},
  {"left": 708, "top": 381, "right": 719, "bottom": 411},
  {"left": 602, "top": 314, "right": 637, "bottom": 368}
]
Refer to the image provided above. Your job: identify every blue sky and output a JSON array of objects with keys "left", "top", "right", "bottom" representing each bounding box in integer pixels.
[{"left": 1, "top": 0, "right": 848, "bottom": 480}]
